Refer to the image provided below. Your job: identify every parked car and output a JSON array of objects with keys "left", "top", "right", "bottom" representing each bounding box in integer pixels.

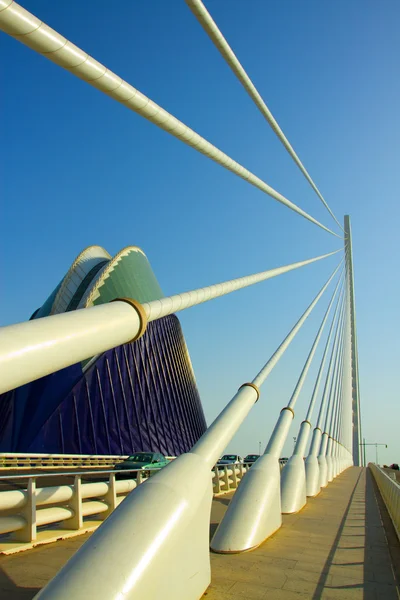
[
  {"left": 114, "top": 452, "right": 168, "bottom": 479},
  {"left": 217, "top": 454, "right": 243, "bottom": 466},
  {"left": 244, "top": 454, "right": 260, "bottom": 466}
]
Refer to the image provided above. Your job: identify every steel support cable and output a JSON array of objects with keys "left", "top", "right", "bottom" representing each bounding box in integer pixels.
[
  {"left": 252, "top": 262, "right": 340, "bottom": 389},
  {"left": 315, "top": 295, "right": 345, "bottom": 431},
  {"left": 191, "top": 261, "right": 340, "bottom": 464},
  {"left": 328, "top": 323, "right": 345, "bottom": 442},
  {"left": 185, "top": 0, "right": 343, "bottom": 232},
  {"left": 143, "top": 250, "right": 339, "bottom": 322},
  {"left": 305, "top": 283, "right": 344, "bottom": 422},
  {"left": 286, "top": 267, "right": 343, "bottom": 411},
  {"left": 323, "top": 307, "right": 346, "bottom": 437},
  {"left": 333, "top": 314, "right": 346, "bottom": 445},
  {"left": 0, "top": 250, "right": 340, "bottom": 395},
  {"left": 0, "top": 1, "right": 339, "bottom": 237},
  {"left": 334, "top": 340, "right": 346, "bottom": 446}
]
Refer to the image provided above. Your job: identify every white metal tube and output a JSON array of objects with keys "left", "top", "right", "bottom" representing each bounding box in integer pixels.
[
  {"left": 211, "top": 265, "right": 340, "bottom": 552},
  {"left": 270, "top": 273, "right": 341, "bottom": 513},
  {"left": 186, "top": 0, "right": 343, "bottom": 231},
  {"left": 344, "top": 216, "right": 362, "bottom": 464},
  {"left": 36, "top": 506, "right": 74, "bottom": 527},
  {"left": 82, "top": 500, "right": 108, "bottom": 517},
  {"left": 0, "top": 250, "right": 338, "bottom": 394},
  {"left": 0, "top": 515, "right": 26, "bottom": 534},
  {"left": 0, "top": 489, "right": 27, "bottom": 511},
  {"left": 287, "top": 268, "right": 343, "bottom": 410},
  {"left": 253, "top": 263, "right": 340, "bottom": 388},
  {"left": 191, "top": 385, "right": 258, "bottom": 468},
  {"left": 81, "top": 482, "right": 109, "bottom": 500},
  {"left": 36, "top": 485, "right": 73, "bottom": 507},
  {"left": 0, "top": 0, "right": 339, "bottom": 236},
  {"left": 304, "top": 288, "right": 344, "bottom": 496},
  {"left": 305, "top": 285, "right": 344, "bottom": 421},
  {"left": 0, "top": 301, "right": 141, "bottom": 394}
]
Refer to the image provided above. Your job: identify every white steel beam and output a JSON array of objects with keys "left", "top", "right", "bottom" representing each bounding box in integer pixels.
[
  {"left": 304, "top": 289, "right": 344, "bottom": 496},
  {"left": 0, "top": 250, "right": 338, "bottom": 395},
  {"left": 185, "top": 0, "right": 343, "bottom": 231},
  {"left": 344, "top": 216, "right": 362, "bottom": 465},
  {"left": 211, "top": 264, "right": 340, "bottom": 553},
  {"left": 281, "top": 275, "right": 343, "bottom": 513},
  {"left": 0, "top": 0, "right": 339, "bottom": 236}
]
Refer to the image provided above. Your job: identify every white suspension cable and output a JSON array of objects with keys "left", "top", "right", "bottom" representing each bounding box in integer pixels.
[
  {"left": 0, "top": 1, "right": 340, "bottom": 237},
  {"left": 0, "top": 250, "right": 339, "bottom": 395},
  {"left": 287, "top": 267, "right": 343, "bottom": 410},
  {"left": 305, "top": 283, "right": 344, "bottom": 422},
  {"left": 185, "top": 0, "right": 343, "bottom": 231},
  {"left": 315, "top": 297, "right": 345, "bottom": 430},
  {"left": 252, "top": 263, "right": 340, "bottom": 389},
  {"left": 323, "top": 307, "right": 346, "bottom": 436}
]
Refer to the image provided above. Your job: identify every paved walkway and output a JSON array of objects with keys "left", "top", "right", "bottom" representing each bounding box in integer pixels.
[{"left": 0, "top": 467, "right": 398, "bottom": 599}]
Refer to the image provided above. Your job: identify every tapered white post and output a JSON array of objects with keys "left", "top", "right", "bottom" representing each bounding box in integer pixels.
[
  {"left": 212, "top": 266, "right": 340, "bottom": 553},
  {"left": 281, "top": 275, "right": 342, "bottom": 513},
  {"left": 304, "top": 289, "right": 344, "bottom": 496}
]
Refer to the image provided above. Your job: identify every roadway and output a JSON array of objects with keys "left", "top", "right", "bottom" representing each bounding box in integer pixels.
[{"left": 0, "top": 467, "right": 398, "bottom": 599}]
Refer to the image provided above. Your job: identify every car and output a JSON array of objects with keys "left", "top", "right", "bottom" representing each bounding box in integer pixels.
[
  {"left": 217, "top": 454, "right": 243, "bottom": 466},
  {"left": 279, "top": 457, "right": 289, "bottom": 466},
  {"left": 114, "top": 452, "right": 168, "bottom": 479},
  {"left": 389, "top": 463, "right": 399, "bottom": 471},
  {"left": 244, "top": 454, "right": 260, "bottom": 466}
]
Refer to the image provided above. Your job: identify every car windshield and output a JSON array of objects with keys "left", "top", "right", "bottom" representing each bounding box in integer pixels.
[
  {"left": 221, "top": 455, "right": 237, "bottom": 461},
  {"left": 128, "top": 453, "right": 153, "bottom": 463},
  {"left": 246, "top": 455, "right": 259, "bottom": 460}
]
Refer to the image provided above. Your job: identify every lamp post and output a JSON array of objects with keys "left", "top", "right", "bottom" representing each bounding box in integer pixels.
[
  {"left": 259, "top": 441, "right": 261, "bottom": 455},
  {"left": 360, "top": 441, "right": 387, "bottom": 465}
]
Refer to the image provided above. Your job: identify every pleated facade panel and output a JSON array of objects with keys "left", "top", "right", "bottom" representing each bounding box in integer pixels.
[{"left": 22, "top": 315, "right": 207, "bottom": 456}]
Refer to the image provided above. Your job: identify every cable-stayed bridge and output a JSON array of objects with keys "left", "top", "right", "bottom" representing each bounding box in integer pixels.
[{"left": 0, "top": 1, "right": 398, "bottom": 599}]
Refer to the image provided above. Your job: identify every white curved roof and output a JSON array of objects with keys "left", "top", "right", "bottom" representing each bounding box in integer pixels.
[{"left": 51, "top": 245, "right": 111, "bottom": 315}]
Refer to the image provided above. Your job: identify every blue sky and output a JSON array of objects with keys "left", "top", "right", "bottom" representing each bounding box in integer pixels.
[{"left": 1, "top": 0, "right": 399, "bottom": 464}]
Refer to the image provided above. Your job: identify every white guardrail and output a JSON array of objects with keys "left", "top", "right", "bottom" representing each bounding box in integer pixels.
[
  {"left": 369, "top": 463, "right": 400, "bottom": 540},
  {"left": 0, "top": 463, "right": 251, "bottom": 552}
]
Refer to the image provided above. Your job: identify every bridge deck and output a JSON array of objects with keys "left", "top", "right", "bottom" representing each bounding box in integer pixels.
[{"left": 0, "top": 467, "right": 398, "bottom": 599}]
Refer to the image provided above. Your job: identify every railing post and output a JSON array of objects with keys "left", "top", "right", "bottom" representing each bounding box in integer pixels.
[
  {"left": 63, "top": 475, "right": 83, "bottom": 530},
  {"left": 14, "top": 477, "right": 36, "bottom": 543},
  {"left": 222, "top": 466, "right": 230, "bottom": 491},
  {"left": 103, "top": 473, "right": 117, "bottom": 519},
  {"left": 213, "top": 467, "right": 221, "bottom": 494}
]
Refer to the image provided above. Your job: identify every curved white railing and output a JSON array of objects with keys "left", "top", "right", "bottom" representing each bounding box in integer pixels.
[{"left": 369, "top": 464, "right": 400, "bottom": 540}]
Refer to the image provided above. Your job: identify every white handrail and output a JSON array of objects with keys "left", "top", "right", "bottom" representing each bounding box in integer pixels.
[{"left": 0, "top": 1, "right": 339, "bottom": 237}]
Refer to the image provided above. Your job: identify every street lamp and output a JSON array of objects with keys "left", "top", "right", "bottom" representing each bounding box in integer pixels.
[
  {"left": 258, "top": 441, "right": 261, "bottom": 455},
  {"left": 360, "top": 439, "right": 387, "bottom": 465}
]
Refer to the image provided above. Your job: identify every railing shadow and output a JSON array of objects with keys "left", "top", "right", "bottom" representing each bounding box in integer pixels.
[
  {"left": 310, "top": 468, "right": 399, "bottom": 599},
  {"left": 0, "top": 565, "right": 39, "bottom": 599}
]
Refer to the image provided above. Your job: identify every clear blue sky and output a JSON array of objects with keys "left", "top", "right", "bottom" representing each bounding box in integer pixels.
[{"left": 1, "top": 0, "right": 399, "bottom": 464}]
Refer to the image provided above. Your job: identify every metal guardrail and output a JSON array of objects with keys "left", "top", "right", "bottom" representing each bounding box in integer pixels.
[
  {"left": 369, "top": 463, "right": 400, "bottom": 540},
  {"left": 0, "top": 453, "right": 129, "bottom": 470},
  {"left": 0, "top": 453, "right": 176, "bottom": 470},
  {"left": 0, "top": 463, "right": 250, "bottom": 552}
]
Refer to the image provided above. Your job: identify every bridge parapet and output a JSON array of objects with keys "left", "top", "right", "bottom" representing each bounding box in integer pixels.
[{"left": 369, "top": 463, "right": 400, "bottom": 540}]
